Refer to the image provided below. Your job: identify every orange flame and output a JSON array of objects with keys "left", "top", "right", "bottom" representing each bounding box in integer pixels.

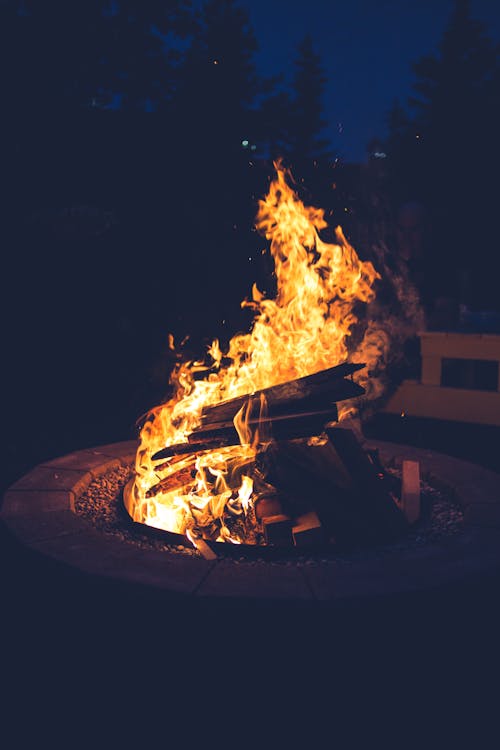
[{"left": 130, "top": 162, "right": 381, "bottom": 543}]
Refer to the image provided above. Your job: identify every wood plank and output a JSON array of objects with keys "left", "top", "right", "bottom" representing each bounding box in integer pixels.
[
  {"left": 262, "top": 514, "right": 293, "bottom": 546},
  {"left": 186, "top": 531, "right": 218, "bottom": 560},
  {"left": 383, "top": 381, "right": 500, "bottom": 426},
  {"left": 292, "top": 512, "right": 323, "bottom": 547},
  {"left": 254, "top": 496, "right": 283, "bottom": 522},
  {"left": 419, "top": 332, "right": 500, "bottom": 361},
  {"left": 401, "top": 460, "right": 421, "bottom": 524},
  {"left": 421, "top": 356, "right": 442, "bottom": 386}
]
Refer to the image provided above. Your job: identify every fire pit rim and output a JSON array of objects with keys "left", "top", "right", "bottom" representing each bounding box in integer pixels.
[{"left": 2, "top": 439, "right": 500, "bottom": 604}]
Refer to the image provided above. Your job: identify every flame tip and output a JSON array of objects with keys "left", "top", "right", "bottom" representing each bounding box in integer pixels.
[{"left": 133, "top": 161, "right": 389, "bottom": 543}]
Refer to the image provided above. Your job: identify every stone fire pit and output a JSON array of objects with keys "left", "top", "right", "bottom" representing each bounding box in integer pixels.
[{"left": 2, "top": 440, "right": 500, "bottom": 604}]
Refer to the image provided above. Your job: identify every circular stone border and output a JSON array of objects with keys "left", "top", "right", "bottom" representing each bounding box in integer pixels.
[{"left": 2, "top": 439, "right": 500, "bottom": 603}]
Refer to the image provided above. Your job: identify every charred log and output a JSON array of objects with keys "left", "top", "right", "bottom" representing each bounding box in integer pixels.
[
  {"left": 199, "top": 362, "right": 365, "bottom": 427},
  {"left": 256, "top": 438, "right": 369, "bottom": 546},
  {"left": 325, "top": 426, "right": 408, "bottom": 541},
  {"left": 262, "top": 514, "right": 294, "bottom": 546},
  {"left": 151, "top": 363, "right": 365, "bottom": 461},
  {"left": 257, "top": 431, "right": 407, "bottom": 546},
  {"left": 152, "top": 408, "right": 338, "bottom": 461}
]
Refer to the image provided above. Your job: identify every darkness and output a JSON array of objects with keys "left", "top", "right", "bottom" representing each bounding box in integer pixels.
[{"left": 1, "top": 1, "right": 500, "bottom": 722}]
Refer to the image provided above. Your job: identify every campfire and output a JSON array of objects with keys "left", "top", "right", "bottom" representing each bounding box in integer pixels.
[{"left": 124, "top": 163, "right": 411, "bottom": 551}]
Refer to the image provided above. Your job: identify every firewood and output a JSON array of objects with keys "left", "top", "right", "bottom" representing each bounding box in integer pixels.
[
  {"left": 152, "top": 439, "right": 234, "bottom": 461},
  {"left": 188, "top": 408, "right": 337, "bottom": 442},
  {"left": 292, "top": 512, "right": 323, "bottom": 547},
  {"left": 401, "top": 460, "right": 421, "bottom": 524},
  {"left": 199, "top": 362, "right": 365, "bottom": 427},
  {"left": 146, "top": 472, "right": 191, "bottom": 498},
  {"left": 151, "top": 363, "right": 365, "bottom": 462},
  {"left": 262, "top": 514, "right": 293, "bottom": 546},
  {"left": 145, "top": 455, "right": 199, "bottom": 498},
  {"left": 325, "top": 426, "right": 408, "bottom": 541},
  {"left": 192, "top": 408, "right": 338, "bottom": 444},
  {"left": 256, "top": 438, "right": 371, "bottom": 545},
  {"left": 186, "top": 532, "right": 218, "bottom": 560},
  {"left": 152, "top": 408, "right": 338, "bottom": 461}
]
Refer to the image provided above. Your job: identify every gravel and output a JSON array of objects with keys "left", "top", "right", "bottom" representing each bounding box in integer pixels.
[
  {"left": 75, "top": 463, "right": 465, "bottom": 566},
  {"left": 76, "top": 465, "right": 199, "bottom": 558}
]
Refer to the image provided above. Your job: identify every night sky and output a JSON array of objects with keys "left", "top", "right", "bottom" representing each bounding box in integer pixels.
[{"left": 241, "top": 0, "right": 500, "bottom": 162}]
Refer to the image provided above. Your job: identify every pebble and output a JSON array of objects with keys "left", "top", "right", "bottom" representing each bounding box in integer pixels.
[{"left": 75, "top": 466, "right": 465, "bottom": 567}]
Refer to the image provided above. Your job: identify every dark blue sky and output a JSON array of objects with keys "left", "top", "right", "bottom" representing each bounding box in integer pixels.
[{"left": 240, "top": 0, "right": 500, "bottom": 162}]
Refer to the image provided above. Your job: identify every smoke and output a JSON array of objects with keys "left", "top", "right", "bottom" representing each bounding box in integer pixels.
[{"left": 345, "top": 240, "right": 426, "bottom": 419}]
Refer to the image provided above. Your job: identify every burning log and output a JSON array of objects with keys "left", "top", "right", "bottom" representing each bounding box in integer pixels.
[
  {"left": 189, "top": 408, "right": 339, "bottom": 443},
  {"left": 146, "top": 460, "right": 197, "bottom": 498},
  {"left": 152, "top": 363, "right": 365, "bottom": 462},
  {"left": 152, "top": 408, "right": 338, "bottom": 461},
  {"left": 199, "top": 362, "right": 365, "bottom": 427},
  {"left": 152, "top": 439, "right": 235, "bottom": 460}
]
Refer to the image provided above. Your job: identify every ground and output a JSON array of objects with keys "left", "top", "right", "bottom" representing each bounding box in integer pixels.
[{"left": 2, "top": 415, "right": 500, "bottom": 728}]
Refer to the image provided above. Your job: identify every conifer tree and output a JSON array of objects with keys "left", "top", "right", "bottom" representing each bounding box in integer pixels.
[
  {"left": 289, "top": 35, "right": 331, "bottom": 169},
  {"left": 386, "top": 0, "right": 500, "bottom": 311},
  {"left": 102, "top": 0, "right": 194, "bottom": 110},
  {"left": 174, "top": 0, "right": 261, "bottom": 144},
  {"left": 0, "top": 1, "right": 193, "bottom": 112}
]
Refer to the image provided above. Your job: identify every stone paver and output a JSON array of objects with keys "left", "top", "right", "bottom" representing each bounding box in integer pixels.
[
  {"left": 84, "top": 441, "right": 138, "bottom": 465},
  {"left": 304, "top": 558, "right": 415, "bottom": 601},
  {"left": 40, "top": 450, "right": 122, "bottom": 477},
  {"left": 8, "top": 466, "right": 93, "bottom": 496},
  {"left": 2, "top": 439, "right": 500, "bottom": 602},
  {"left": 93, "top": 548, "right": 216, "bottom": 594},
  {"left": 30, "top": 529, "right": 135, "bottom": 576},
  {"left": 1, "top": 489, "right": 75, "bottom": 516},
  {"left": 32, "top": 531, "right": 214, "bottom": 594},
  {"left": 304, "top": 527, "right": 500, "bottom": 601},
  {"left": 196, "top": 560, "right": 312, "bottom": 600},
  {"left": 3, "top": 510, "right": 89, "bottom": 543}
]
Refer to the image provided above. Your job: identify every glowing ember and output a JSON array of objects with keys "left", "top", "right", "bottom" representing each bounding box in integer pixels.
[{"left": 128, "top": 162, "right": 383, "bottom": 544}]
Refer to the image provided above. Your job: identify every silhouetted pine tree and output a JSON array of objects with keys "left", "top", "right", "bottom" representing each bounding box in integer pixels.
[
  {"left": 385, "top": 98, "right": 417, "bottom": 202},
  {"left": 276, "top": 34, "right": 341, "bottom": 225},
  {"left": 102, "top": 0, "right": 194, "bottom": 110},
  {"left": 386, "top": 0, "right": 500, "bottom": 312},
  {"left": 0, "top": 1, "right": 193, "bottom": 112},
  {"left": 0, "top": 1, "right": 108, "bottom": 112},
  {"left": 253, "top": 89, "right": 289, "bottom": 160},
  {"left": 289, "top": 36, "right": 331, "bottom": 171},
  {"left": 174, "top": 0, "right": 261, "bottom": 145}
]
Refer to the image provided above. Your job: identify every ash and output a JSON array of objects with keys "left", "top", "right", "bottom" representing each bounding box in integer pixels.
[{"left": 75, "top": 464, "right": 464, "bottom": 565}]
